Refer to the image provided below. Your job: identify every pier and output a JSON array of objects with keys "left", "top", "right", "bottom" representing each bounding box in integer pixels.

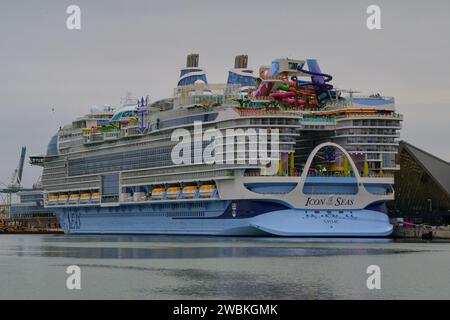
[{"left": 391, "top": 222, "right": 450, "bottom": 240}]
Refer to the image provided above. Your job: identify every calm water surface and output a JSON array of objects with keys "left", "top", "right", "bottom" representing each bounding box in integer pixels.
[{"left": 0, "top": 235, "right": 449, "bottom": 299}]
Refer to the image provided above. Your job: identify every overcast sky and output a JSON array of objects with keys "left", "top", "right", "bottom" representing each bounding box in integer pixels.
[{"left": 0, "top": 0, "right": 449, "bottom": 187}]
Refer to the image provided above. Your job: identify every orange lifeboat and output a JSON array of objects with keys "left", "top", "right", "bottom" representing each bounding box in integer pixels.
[
  {"left": 182, "top": 186, "right": 197, "bottom": 198},
  {"left": 166, "top": 187, "right": 181, "bottom": 199},
  {"left": 151, "top": 188, "right": 165, "bottom": 200},
  {"left": 199, "top": 184, "right": 216, "bottom": 198}
]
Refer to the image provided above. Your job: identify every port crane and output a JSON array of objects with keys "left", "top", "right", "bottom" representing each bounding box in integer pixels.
[{"left": 0, "top": 147, "right": 33, "bottom": 218}]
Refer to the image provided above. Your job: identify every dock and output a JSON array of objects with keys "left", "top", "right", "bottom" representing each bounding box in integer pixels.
[
  {"left": 0, "top": 220, "right": 63, "bottom": 234},
  {"left": 391, "top": 224, "right": 450, "bottom": 240}
]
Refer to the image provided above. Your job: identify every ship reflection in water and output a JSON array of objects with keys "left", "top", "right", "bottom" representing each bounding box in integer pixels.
[{"left": 1, "top": 235, "right": 450, "bottom": 299}]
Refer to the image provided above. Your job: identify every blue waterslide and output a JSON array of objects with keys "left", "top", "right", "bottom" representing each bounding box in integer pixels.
[{"left": 297, "top": 59, "right": 333, "bottom": 91}]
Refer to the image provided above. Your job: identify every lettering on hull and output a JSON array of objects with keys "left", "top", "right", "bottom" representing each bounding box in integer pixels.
[{"left": 305, "top": 196, "right": 354, "bottom": 207}]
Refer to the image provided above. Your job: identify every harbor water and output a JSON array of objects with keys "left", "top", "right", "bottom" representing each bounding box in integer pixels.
[{"left": 1, "top": 235, "right": 449, "bottom": 299}]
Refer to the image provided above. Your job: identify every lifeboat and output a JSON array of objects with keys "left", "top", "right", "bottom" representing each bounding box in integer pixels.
[
  {"left": 58, "top": 194, "right": 68, "bottom": 204},
  {"left": 91, "top": 192, "right": 101, "bottom": 202},
  {"left": 48, "top": 194, "right": 58, "bottom": 205},
  {"left": 166, "top": 187, "right": 181, "bottom": 199},
  {"left": 182, "top": 186, "right": 197, "bottom": 198},
  {"left": 69, "top": 194, "right": 80, "bottom": 204},
  {"left": 80, "top": 193, "right": 91, "bottom": 203},
  {"left": 199, "top": 184, "right": 216, "bottom": 198},
  {"left": 151, "top": 188, "right": 165, "bottom": 200}
]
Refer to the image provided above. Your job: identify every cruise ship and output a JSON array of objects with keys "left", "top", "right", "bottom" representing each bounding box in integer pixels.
[{"left": 32, "top": 54, "right": 402, "bottom": 236}]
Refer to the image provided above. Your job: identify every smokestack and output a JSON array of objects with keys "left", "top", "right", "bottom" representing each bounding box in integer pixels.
[
  {"left": 186, "top": 53, "right": 199, "bottom": 68},
  {"left": 234, "top": 55, "right": 248, "bottom": 69}
]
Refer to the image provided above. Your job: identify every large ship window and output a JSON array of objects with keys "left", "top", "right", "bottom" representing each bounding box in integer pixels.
[{"left": 101, "top": 173, "right": 120, "bottom": 203}]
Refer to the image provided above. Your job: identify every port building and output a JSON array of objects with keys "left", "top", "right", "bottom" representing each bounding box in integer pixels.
[{"left": 389, "top": 141, "right": 450, "bottom": 224}]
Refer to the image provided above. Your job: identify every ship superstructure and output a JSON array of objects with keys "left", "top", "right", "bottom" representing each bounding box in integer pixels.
[{"left": 35, "top": 54, "right": 402, "bottom": 236}]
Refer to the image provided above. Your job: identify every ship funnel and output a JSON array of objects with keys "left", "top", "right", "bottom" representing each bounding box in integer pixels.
[
  {"left": 177, "top": 53, "right": 208, "bottom": 86},
  {"left": 234, "top": 55, "right": 248, "bottom": 69},
  {"left": 186, "top": 53, "right": 199, "bottom": 68},
  {"left": 227, "top": 54, "right": 256, "bottom": 89}
]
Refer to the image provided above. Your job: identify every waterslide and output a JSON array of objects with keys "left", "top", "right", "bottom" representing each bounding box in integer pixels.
[
  {"left": 297, "top": 59, "right": 333, "bottom": 91},
  {"left": 252, "top": 80, "right": 273, "bottom": 97},
  {"left": 281, "top": 83, "right": 317, "bottom": 97},
  {"left": 252, "top": 59, "right": 333, "bottom": 108},
  {"left": 269, "top": 91, "right": 305, "bottom": 107}
]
